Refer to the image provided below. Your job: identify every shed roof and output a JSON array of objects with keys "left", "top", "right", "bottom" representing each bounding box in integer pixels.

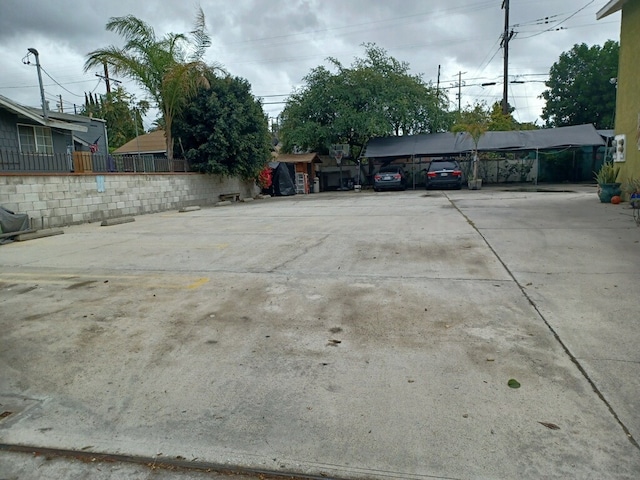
[
  {"left": 273, "top": 153, "right": 322, "bottom": 164},
  {"left": 113, "top": 130, "right": 166, "bottom": 155}
]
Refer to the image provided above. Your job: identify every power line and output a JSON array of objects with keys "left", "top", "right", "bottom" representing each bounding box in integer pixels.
[
  {"left": 0, "top": 80, "right": 95, "bottom": 90},
  {"left": 39, "top": 65, "right": 88, "bottom": 98},
  {"left": 517, "top": 0, "right": 595, "bottom": 40}
]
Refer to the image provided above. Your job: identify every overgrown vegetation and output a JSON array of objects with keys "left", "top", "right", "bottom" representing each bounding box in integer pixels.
[
  {"left": 173, "top": 73, "right": 271, "bottom": 179},
  {"left": 81, "top": 87, "right": 148, "bottom": 151},
  {"left": 279, "top": 43, "right": 451, "bottom": 158},
  {"left": 541, "top": 41, "right": 619, "bottom": 129}
]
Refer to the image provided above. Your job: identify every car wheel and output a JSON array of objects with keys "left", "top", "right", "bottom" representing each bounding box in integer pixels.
[{"left": 374, "top": 188, "right": 379, "bottom": 192}]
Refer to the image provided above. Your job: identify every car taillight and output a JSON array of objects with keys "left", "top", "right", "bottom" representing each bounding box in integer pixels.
[
  {"left": 453, "top": 170, "right": 462, "bottom": 177},
  {"left": 374, "top": 174, "right": 381, "bottom": 180},
  {"left": 427, "top": 172, "right": 436, "bottom": 178},
  {"left": 393, "top": 174, "right": 401, "bottom": 179}
]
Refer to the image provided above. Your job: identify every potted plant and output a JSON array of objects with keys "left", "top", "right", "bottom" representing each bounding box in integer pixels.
[
  {"left": 622, "top": 177, "right": 640, "bottom": 198},
  {"left": 594, "top": 162, "right": 621, "bottom": 203}
]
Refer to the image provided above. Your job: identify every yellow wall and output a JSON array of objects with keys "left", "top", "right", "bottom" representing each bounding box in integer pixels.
[{"left": 615, "top": 0, "right": 640, "bottom": 185}]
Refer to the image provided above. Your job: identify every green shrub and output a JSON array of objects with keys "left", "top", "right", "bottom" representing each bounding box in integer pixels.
[{"left": 594, "top": 162, "right": 619, "bottom": 184}]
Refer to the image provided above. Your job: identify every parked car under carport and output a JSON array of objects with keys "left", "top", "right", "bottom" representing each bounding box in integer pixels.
[{"left": 374, "top": 166, "right": 407, "bottom": 191}]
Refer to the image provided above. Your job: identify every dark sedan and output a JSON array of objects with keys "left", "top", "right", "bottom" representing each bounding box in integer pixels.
[
  {"left": 426, "top": 160, "right": 463, "bottom": 189},
  {"left": 374, "top": 166, "right": 407, "bottom": 191}
]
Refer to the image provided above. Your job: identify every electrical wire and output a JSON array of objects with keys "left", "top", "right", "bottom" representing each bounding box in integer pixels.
[
  {"left": 40, "top": 65, "right": 87, "bottom": 98},
  {"left": 517, "top": 0, "right": 596, "bottom": 40},
  {"left": 473, "top": 43, "right": 503, "bottom": 78}
]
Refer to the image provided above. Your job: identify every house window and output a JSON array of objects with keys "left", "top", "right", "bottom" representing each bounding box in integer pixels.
[{"left": 18, "top": 124, "right": 54, "bottom": 154}]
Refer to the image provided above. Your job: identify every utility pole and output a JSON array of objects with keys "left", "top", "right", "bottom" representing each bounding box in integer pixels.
[
  {"left": 95, "top": 63, "right": 121, "bottom": 95},
  {"left": 58, "top": 94, "right": 64, "bottom": 113},
  {"left": 103, "top": 62, "right": 111, "bottom": 94},
  {"left": 453, "top": 71, "right": 466, "bottom": 113},
  {"left": 501, "top": 0, "right": 515, "bottom": 115},
  {"left": 435, "top": 65, "right": 441, "bottom": 131}
]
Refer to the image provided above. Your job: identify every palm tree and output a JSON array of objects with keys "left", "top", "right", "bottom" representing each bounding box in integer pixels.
[
  {"left": 84, "top": 8, "right": 219, "bottom": 161},
  {"left": 453, "top": 105, "right": 489, "bottom": 187}
]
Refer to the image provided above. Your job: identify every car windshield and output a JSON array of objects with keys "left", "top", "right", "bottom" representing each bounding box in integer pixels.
[
  {"left": 379, "top": 167, "right": 401, "bottom": 173},
  {"left": 429, "top": 161, "right": 458, "bottom": 171}
]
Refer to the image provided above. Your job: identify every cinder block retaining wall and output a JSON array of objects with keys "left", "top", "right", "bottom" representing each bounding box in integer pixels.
[{"left": 0, "top": 173, "right": 258, "bottom": 229}]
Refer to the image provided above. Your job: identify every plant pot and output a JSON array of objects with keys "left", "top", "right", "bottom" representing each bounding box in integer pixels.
[
  {"left": 597, "top": 182, "right": 621, "bottom": 203},
  {"left": 468, "top": 179, "right": 482, "bottom": 190}
]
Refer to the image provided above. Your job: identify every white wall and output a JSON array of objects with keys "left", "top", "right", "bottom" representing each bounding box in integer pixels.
[{"left": 0, "top": 173, "right": 258, "bottom": 229}]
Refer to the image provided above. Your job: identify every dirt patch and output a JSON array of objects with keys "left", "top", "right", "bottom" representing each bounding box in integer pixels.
[{"left": 66, "top": 280, "right": 97, "bottom": 290}]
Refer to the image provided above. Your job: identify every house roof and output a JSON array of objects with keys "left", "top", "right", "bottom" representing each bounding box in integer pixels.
[
  {"left": 113, "top": 130, "right": 167, "bottom": 155},
  {"left": 273, "top": 153, "right": 322, "bottom": 164},
  {"left": 0, "top": 94, "right": 89, "bottom": 133},
  {"left": 597, "top": 0, "right": 627, "bottom": 19},
  {"left": 363, "top": 124, "right": 606, "bottom": 159}
]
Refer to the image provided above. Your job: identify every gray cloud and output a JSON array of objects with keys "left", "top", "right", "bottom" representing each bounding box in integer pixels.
[{"left": 0, "top": 0, "right": 621, "bottom": 126}]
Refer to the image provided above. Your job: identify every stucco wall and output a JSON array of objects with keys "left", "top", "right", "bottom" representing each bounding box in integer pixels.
[
  {"left": 615, "top": 0, "right": 640, "bottom": 182},
  {"left": 0, "top": 173, "right": 258, "bottom": 229}
]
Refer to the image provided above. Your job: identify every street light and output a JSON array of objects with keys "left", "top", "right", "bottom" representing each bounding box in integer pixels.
[{"left": 27, "top": 48, "right": 48, "bottom": 121}]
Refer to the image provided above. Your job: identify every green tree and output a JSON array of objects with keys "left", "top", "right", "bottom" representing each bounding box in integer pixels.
[
  {"left": 84, "top": 8, "right": 218, "bottom": 160},
  {"left": 81, "top": 87, "right": 149, "bottom": 151},
  {"left": 454, "top": 101, "right": 538, "bottom": 132},
  {"left": 488, "top": 102, "right": 517, "bottom": 131},
  {"left": 280, "top": 44, "right": 449, "bottom": 157},
  {"left": 173, "top": 72, "right": 271, "bottom": 179},
  {"left": 451, "top": 102, "right": 539, "bottom": 182},
  {"left": 452, "top": 103, "right": 489, "bottom": 182},
  {"left": 541, "top": 41, "right": 619, "bottom": 129}
]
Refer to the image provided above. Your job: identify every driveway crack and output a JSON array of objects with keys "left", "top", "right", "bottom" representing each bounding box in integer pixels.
[
  {"left": 447, "top": 194, "right": 640, "bottom": 451},
  {"left": 269, "top": 234, "right": 330, "bottom": 272}
]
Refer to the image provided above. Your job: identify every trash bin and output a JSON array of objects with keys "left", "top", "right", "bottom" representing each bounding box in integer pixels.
[{"left": 313, "top": 177, "right": 320, "bottom": 193}]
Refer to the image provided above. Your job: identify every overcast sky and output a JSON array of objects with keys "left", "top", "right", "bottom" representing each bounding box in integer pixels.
[{"left": 0, "top": 0, "right": 621, "bottom": 130}]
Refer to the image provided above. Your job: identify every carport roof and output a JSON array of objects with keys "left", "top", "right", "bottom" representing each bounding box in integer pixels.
[{"left": 363, "top": 124, "right": 605, "bottom": 159}]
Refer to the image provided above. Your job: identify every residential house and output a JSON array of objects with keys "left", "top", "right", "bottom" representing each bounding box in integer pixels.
[
  {"left": 113, "top": 129, "right": 167, "bottom": 158},
  {"left": 597, "top": 0, "right": 640, "bottom": 185},
  {"left": 112, "top": 130, "right": 186, "bottom": 172},
  {"left": 0, "top": 94, "right": 108, "bottom": 173}
]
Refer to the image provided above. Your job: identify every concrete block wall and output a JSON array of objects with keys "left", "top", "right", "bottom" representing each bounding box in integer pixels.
[{"left": 0, "top": 173, "right": 258, "bottom": 229}]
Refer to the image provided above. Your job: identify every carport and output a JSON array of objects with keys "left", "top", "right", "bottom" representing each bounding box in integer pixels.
[{"left": 362, "top": 124, "right": 607, "bottom": 186}]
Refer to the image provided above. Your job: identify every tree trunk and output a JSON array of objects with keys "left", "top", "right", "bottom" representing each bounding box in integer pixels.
[
  {"left": 473, "top": 151, "right": 479, "bottom": 180},
  {"left": 165, "top": 115, "right": 173, "bottom": 161}
]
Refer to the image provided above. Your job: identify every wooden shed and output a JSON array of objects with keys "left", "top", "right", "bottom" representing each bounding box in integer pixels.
[{"left": 273, "top": 153, "right": 322, "bottom": 193}]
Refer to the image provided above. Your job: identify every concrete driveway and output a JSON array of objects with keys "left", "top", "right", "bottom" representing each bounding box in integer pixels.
[{"left": 1, "top": 186, "right": 639, "bottom": 479}]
